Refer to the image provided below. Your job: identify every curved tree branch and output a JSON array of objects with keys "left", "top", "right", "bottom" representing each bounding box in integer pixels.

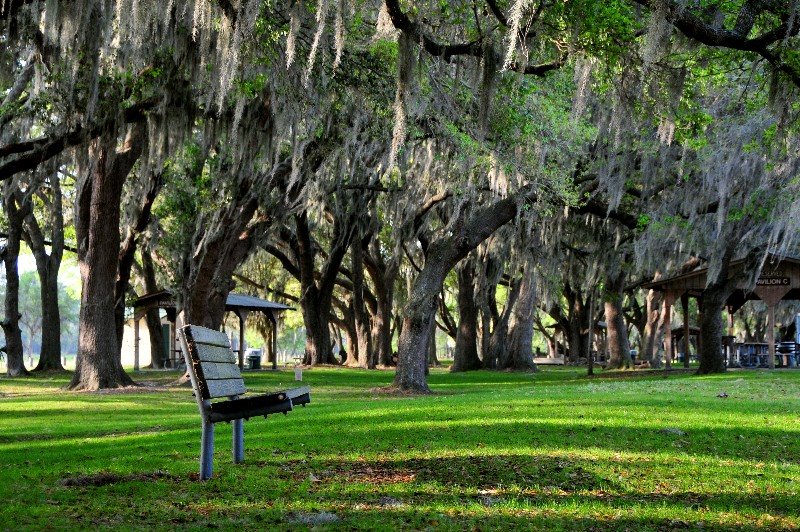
[
  {"left": 0, "top": 97, "right": 158, "bottom": 181},
  {"left": 631, "top": 0, "right": 800, "bottom": 87},
  {"left": 384, "top": 0, "right": 566, "bottom": 76}
]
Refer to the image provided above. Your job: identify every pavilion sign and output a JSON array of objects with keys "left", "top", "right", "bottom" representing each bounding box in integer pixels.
[{"left": 756, "top": 277, "right": 791, "bottom": 286}]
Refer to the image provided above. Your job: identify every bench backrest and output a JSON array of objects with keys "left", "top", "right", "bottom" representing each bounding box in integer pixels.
[{"left": 179, "top": 325, "right": 247, "bottom": 400}]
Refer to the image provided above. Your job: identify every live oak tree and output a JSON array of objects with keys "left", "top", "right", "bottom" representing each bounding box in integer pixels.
[
  {"left": 2, "top": 0, "right": 285, "bottom": 389},
  {"left": 71, "top": 127, "right": 145, "bottom": 390},
  {"left": 1, "top": 177, "right": 31, "bottom": 376},
  {"left": 14, "top": 270, "right": 79, "bottom": 363},
  {"left": 20, "top": 172, "right": 66, "bottom": 371}
]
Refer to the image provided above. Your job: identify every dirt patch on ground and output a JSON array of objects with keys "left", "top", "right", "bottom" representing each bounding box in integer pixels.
[
  {"left": 281, "top": 455, "right": 607, "bottom": 492},
  {"left": 60, "top": 471, "right": 177, "bottom": 487},
  {"left": 72, "top": 384, "right": 173, "bottom": 395},
  {"left": 588, "top": 368, "right": 696, "bottom": 380},
  {"left": 316, "top": 461, "right": 417, "bottom": 484},
  {"left": 369, "top": 385, "right": 431, "bottom": 397}
]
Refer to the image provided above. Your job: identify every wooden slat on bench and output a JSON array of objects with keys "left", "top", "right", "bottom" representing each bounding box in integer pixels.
[
  {"left": 189, "top": 327, "right": 231, "bottom": 348},
  {"left": 199, "top": 361, "right": 243, "bottom": 380},
  {"left": 206, "top": 378, "right": 247, "bottom": 398},
  {"left": 285, "top": 386, "right": 311, "bottom": 400},
  {"left": 193, "top": 343, "right": 237, "bottom": 364}
]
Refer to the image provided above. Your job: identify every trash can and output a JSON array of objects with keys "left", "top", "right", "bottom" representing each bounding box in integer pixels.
[{"left": 247, "top": 354, "right": 261, "bottom": 370}]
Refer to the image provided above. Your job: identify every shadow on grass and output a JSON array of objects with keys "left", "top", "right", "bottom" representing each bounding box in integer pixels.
[
  {"left": 272, "top": 454, "right": 613, "bottom": 492},
  {"left": 4, "top": 396, "right": 800, "bottom": 466},
  {"left": 46, "top": 453, "right": 795, "bottom": 529},
  {"left": 260, "top": 454, "right": 798, "bottom": 519}
]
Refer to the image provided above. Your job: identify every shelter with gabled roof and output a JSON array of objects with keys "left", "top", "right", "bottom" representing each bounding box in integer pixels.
[
  {"left": 642, "top": 254, "right": 800, "bottom": 369},
  {"left": 131, "top": 290, "right": 293, "bottom": 370}
]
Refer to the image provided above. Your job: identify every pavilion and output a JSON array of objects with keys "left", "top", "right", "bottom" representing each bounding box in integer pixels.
[
  {"left": 642, "top": 254, "right": 800, "bottom": 369},
  {"left": 131, "top": 290, "right": 293, "bottom": 370}
]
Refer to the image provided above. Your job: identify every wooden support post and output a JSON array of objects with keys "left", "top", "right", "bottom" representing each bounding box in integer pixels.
[
  {"left": 200, "top": 420, "right": 215, "bottom": 480},
  {"left": 664, "top": 301, "right": 672, "bottom": 371},
  {"left": 134, "top": 318, "right": 140, "bottom": 371},
  {"left": 727, "top": 306, "right": 736, "bottom": 367},
  {"left": 587, "top": 293, "right": 595, "bottom": 376},
  {"left": 166, "top": 308, "right": 177, "bottom": 368},
  {"left": 236, "top": 310, "right": 249, "bottom": 369},
  {"left": 664, "top": 295, "right": 673, "bottom": 372},
  {"left": 271, "top": 311, "right": 278, "bottom": 371},
  {"left": 681, "top": 293, "right": 690, "bottom": 368},
  {"left": 768, "top": 304, "right": 776, "bottom": 370},
  {"left": 697, "top": 297, "right": 704, "bottom": 356},
  {"left": 232, "top": 418, "right": 244, "bottom": 463}
]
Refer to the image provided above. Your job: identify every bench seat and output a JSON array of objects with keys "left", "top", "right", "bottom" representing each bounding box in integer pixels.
[{"left": 208, "top": 387, "right": 310, "bottom": 423}]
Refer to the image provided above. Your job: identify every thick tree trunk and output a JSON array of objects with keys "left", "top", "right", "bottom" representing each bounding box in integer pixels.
[
  {"left": 394, "top": 253, "right": 448, "bottom": 392},
  {"left": 1, "top": 183, "right": 29, "bottom": 377},
  {"left": 371, "top": 275, "right": 395, "bottom": 367},
  {"left": 604, "top": 272, "right": 632, "bottom": 369},
  {"left": 301, "top": 289, "right": 337, "bottom": 365},
  {"left": 114, "top": 172, "right": 162, "bottom": 357},
  {"left": 181, "top": 196, "right": 269, "bottom": 331},
  {"left": 640, "top": 289, "right": 662, "bottom": 364},
  {"left": 696, "top": 248, "right": 744, "bottom": 374},
  {"left": 502, "top": 257, "right": 538, "bottom": 371},
  {"left": 342, "top": 302, "right": 359, "bottom": 366},
  {"left": 351, "top": 241, "right": 373, "bottom": 368},
  {"left": 476, "top": 255, "right": 502, "bottom": 369},
  {"left": 34, "top": 258, "right": 62, "bottom": 370},
  {"left": 364, "top": 240, "right": 398, "bottom": 367},
  {"left": 485, "top": 278, "right": 519, "bottom": 369},
  {"left": 394, "top": 192, "right": 522, "bottom": 392},
  {"left": 181, "top": 232, "right": 243, "bottom": 330},
  {"left": 564, "top": 285, "right": 589, "bottom": 364},
  {"left": 140, "top": 252, "right": 165, "bottom": 368},
  {"left": 451, "top": 261, "right": 481, "bottom": 372},
  {"left": 698, "top": 283, "right": 728, "bottom": 373},
  {"left": 21, "top": 175, "right": 65, "bottom": 372},
  {"left": 290, "top": 210, "right": 353, "bottom": 366},
  {"left": 428, "top": 317, "right": 439, "bottom": 368},
  {"left": 70, "top": 130, "right": 144, "bottom": 390},
  {"left": 180, "top": 139, "right": 293, "bottom": 333}
]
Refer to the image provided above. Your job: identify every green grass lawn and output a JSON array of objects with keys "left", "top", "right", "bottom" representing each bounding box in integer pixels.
[{"left": 1, "top": 367, "right": 799, "bottom": 530}]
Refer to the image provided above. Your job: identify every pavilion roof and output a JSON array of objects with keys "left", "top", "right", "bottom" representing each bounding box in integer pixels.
[
  {"left": 640, "top": 253, "right": 800, "bottom": 311},
  {"left": 133, "top": 290, "right": 293, "bottom": 313},
  {"left": 641, "top": 254, "right": 800, "bottom": 292}
]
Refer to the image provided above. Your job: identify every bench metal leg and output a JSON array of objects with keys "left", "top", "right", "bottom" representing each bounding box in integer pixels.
[
  {"left": 200, "top": 421, "right": 215, "bottom": 480},
  {"left": 233, "top": 418, "right": 244, "bottom": 463}
]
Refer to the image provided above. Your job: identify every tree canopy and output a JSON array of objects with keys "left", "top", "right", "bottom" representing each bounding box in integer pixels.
[{"left": 1, "top": 0, "right": 798, "bottom": 390}]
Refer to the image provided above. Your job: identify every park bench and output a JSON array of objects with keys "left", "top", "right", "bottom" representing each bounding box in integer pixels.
[{"left": 178, "top": 324, "right": 310, "bottom": 480}]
